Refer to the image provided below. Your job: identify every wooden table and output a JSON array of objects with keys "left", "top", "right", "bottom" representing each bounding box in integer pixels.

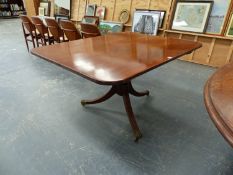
[
  {"left": 31, "top": 32, "right": 201, "bottom": 141},
  {"left": 204, "top": 62, "right": 233, "bottom": 147}
]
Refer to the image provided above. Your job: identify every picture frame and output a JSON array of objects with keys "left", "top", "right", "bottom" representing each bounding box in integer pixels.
[
  {"left": 226, "top": 14, "right": 233, "bottom": 37},
  {"left": 54, "top": 0, "right": 72, "bottom": 19},
  {"left": 38, "top": 7, "right": 45, "bottom": 16},
  {"left": 136, "top": 9, "right": 166, "bottom": 28},
  {"left": 82, "top": 16, "right": 99, "bottom": 25},
  {"left": 171, "top": 1, "right": 213, "bottom": 33},
  {"left": 39, "top": 1, "right": 51, "bottom": 16},
  {"left": 95, "top": 6, "right": 105, "bottom": 20},
  {"left": 132, "top": 11, "right": 160, "bottom": 35},
  {"left": 99, "top": 21, "right": 123, "bottom": 35},
  {"left": 86, "top": 4, "right": 97, "bottom": 16},
  {"left": 118, "top": 9, "right": 130, "bottom": 24},
  {"left": 206, "top": 0, "right": 232, "bottom": 35}
]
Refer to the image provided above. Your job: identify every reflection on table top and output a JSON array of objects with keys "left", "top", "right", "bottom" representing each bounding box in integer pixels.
[{"left": 31, "top": 32, "right": 202, "bottom": 85}]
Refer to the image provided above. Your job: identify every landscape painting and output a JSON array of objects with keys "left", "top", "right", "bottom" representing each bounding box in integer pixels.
[{"left": 99, "top": 21, "right": 123, "bottom": 35}]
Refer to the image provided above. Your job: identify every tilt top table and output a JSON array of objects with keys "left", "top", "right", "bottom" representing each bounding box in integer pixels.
[
  {"left": 204, "top": 62, "right": 233, "bottom": 147},
  {"left": 31, "top": 32, "right": 201, "bottom": 141}
]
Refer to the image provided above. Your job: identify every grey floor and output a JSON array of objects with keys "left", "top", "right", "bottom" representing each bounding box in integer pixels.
[{"left": 0, "top": 19, "right": 232, "bottom": 175}]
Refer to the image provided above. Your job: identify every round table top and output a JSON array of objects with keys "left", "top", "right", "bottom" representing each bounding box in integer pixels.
[{"left": 204, "top": 62, "right": 233, "bottom": 147}]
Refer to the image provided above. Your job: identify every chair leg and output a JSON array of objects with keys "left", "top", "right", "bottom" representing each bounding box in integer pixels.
[
  {"left": 32, "top": 37, "right": 36, "bottom": 48},
  {"left": 35, "top": 34, "right": 39, "bottom": 47},
  {"left": 25, "top": 38, "right": 29, "bottom": 52}
]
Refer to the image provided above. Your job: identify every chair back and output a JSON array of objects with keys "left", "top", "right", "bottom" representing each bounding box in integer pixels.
[
  {"left": 20, "top": 15, "right": 36, "bottom": 34},
  {"left": 80, "top": 23, "right": 101, "bottom": 38},
  {"left": 60, "top": 20, "right": 82, "bottom": 41},
  {"left": 45, "top": 18, "right": 64, "bottom": 42},
  {"left": 31, "top": 16, "right": 49, "bottom": 36}
]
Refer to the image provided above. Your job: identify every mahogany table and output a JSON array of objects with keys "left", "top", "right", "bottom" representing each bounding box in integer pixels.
[
  {"left": 31, "top": 32, "right": 201, "bottom": 141},
  {"left": 204, "top": 62, "right": 233, "bottom": 147}
]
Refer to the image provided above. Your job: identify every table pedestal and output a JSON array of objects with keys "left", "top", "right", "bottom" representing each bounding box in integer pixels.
[{"left": 81, "top": 82, "right": 149, "bottom": 141}]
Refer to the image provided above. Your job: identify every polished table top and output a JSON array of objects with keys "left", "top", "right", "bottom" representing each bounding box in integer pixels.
[
  {"left": 31, "top": 32, "right": 202, "bottom": 85},
  {"left": 204, "top": 62, "right": 233, "bottom": 147}
]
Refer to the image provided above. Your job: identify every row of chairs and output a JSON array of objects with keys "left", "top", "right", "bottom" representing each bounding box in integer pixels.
[{"left": 20, "top": 15, "right": 101, "bottom": 51}]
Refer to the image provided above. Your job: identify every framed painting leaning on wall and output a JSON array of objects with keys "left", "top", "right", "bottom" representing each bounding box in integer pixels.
[
  {"left": 206, "top": 0, "right": 232, "bottom": 35},
  {"left": 226, "top": 14, "right": 233, "bottom": 37},
  {"left": 171, "top": 1, "right": 213, "bottom": 33},
  {"left": 132, "top": 11, "right": 160, "bottom": 35}
]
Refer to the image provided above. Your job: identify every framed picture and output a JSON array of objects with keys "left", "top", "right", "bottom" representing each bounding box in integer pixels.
[
  {"left": 86, "top": 4, "right": 96, "bottom": 16},
  {"left": 95, "top": 6, "right": 105, "bottom": 20},
  {"left": 82, "top": 16, "right": 99, "bottom": 25},
  {"left": 171, "top": 1, "right": 213, "bottom": 33},
  {"left": 226, "top": 14, "right": 233, "bottom": 37},
  {"left": 38, "top": 7, "right": 45, "bottom": 16},
  {"left": 54, "top": 0, "right": 72, "bottom": 18},
  {"left": 118, "top": 9, "right": 130, "bottom": 24},
  {"left": 132, "top": 11, "right": 160, "bottom": 35},
  {"left": 206, "top": 0, "right": 232, "bottom": 35},
  {"left": 39, "top": 1, "right": 51, "bottom": 16},
  {"left": 99, "top": 21, "right": 123, "bottom": 35},
  {"left": 136, "top": 9, "right": 166, "bottom": 28}
]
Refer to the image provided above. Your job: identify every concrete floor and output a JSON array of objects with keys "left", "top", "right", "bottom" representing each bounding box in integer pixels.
[{"left": 0, "top": 18, "right": 232, "bottom": 175}]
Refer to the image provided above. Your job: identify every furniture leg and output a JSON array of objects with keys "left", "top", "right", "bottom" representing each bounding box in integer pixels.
[
  {"left": 32, "top": 37, "right": 36, "bottom": 48},
  {"left": 123, "top": 93, "right": 142, "bottom": 141},
  {"left": 81, "top": 82, "right": 144, "bottom": 141},
  {"left": 22, "top": 24, "right": 29, "bottom": 52},
  {"left": 81, "top": 86, "right": 116, "bottom": 106},
  {"left": 128, "top": 82, "right": 149, "bottom": 97},
  {"left": 25, "top": 37, "right": 29, "bottom": 52}
]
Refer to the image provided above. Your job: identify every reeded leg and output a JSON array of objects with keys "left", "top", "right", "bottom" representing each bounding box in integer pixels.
[
  {"left": 81, "top": 86, "right": 116, "bottom": 106},
  {"left": 123, "top": 93, "right": 142, "bottom": 141},
  {"left": 128, "top": 82, "right": 149, "bottom": 97}
]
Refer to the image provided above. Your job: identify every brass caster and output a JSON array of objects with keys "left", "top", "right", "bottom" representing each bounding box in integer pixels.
[
  {"left": 81, "top": 100, "right": 86, "bottom": 106},
  {"left": 134, "top": 132, "right": 142, "bottom": 142}
]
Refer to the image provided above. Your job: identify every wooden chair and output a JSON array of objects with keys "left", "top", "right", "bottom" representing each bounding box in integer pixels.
[
  {"left": 20, "top": 15, "right": 41, "bottom": 51},
  {"left": 80, "top": 23, "right": 101, "bottom": 39},
  {"left": 60, "top": 20, "right": 82, "bottom": 41},
  {"left": 31, "top": 16, "right": 54, "bottom": 46},
  {"left": 45, "top": 18, "right": 67, "bottom": 43}
]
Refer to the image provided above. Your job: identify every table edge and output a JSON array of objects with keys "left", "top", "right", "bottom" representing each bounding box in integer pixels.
[
  {"left": 204, "top": 67, "right": 233, "bottom": 147},
  {"left": 31, "top": 43, "right": 202, "bottom": 86}
]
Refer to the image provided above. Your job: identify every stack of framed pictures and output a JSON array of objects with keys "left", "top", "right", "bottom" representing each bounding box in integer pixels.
[
  {"left": 132, "top": 9, "right": 166, "bottom": 35},
  {"left": 171, "top": 0, "right": 233, "bottom": 35}
]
